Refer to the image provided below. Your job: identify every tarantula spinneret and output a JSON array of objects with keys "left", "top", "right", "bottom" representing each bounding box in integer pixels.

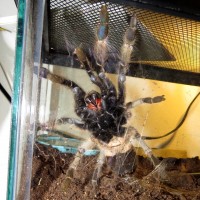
[{"left": 39, "top": 5, "right": 165, "bottom": 188}]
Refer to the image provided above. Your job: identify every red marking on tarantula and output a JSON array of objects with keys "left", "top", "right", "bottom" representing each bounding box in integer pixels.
[
  {"left": 85, "top": 91, "right": 102, "bottom": 111},
  {"left": 87, "top": 98, "right": 102, "bottom": 111}
]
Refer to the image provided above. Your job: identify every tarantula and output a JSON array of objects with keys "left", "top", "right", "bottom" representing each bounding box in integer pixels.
[{"left": 39, "top": 5, "right": 165, "bottom": 188}]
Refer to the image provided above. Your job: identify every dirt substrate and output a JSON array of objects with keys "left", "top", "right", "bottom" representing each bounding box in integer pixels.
[{"left": 31, "top": 143, "right": 200, "bottom": 200}]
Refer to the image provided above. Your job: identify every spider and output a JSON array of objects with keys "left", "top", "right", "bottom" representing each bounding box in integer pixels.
[{"left": 39, "top": 5, "right": 165, "bottom": 188}]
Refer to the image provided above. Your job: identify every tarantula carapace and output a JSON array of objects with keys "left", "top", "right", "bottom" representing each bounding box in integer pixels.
[{"left": 39, "top": 5, "right": 165, "bottom": 187}]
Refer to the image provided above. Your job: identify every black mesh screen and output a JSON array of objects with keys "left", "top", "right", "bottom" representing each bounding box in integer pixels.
[{"left": 47, "top": 0, "right": 200, "bottom": 73}]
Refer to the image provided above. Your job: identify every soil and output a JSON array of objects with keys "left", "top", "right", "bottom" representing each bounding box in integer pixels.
[{"left": 31, "top": 143, "right": 200, "bottom": 200}]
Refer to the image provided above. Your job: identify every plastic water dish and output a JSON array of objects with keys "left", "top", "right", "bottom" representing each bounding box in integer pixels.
[{"left": 37, "top": 135, "right": 99, "bottom": 156}]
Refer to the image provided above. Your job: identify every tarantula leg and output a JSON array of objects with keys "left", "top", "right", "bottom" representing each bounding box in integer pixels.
[
  {"left": 92, "top": 151, "right": 106, "bottom": 189},
  {"left": 75, "top": 46, "right": 118, "bottom": 106},
  {"left": 126, "top": 95, "right": 165, "bottom": 109},
  {"left": 75, "top": 47, "right": 106, "bottom": 89},
  {"left": 94, "top": 5, "right": 109, "bottom": 68},
  {"left": 97, "top": 5, "right": 109, "bottom": 41},
  {"left": 117, "top": 64, "right": 126, "bottom": 104},
  {"left": 40, "top": 66, "right": 86, "bottom": 103},
  {"left": 37, "top": 118, "right": 84, "bottom": 131},
  {"left": 95, "top": 5, "right": 116, "bottom": 95},
  {"left": 40, "top": 67, "right": 90, "bottom": 118},
  {"left": 98, "top": 72, "right": 116, "bottom": 94},
  {"left": 75, "top": 44, "right": 116, "bottom": 101},
  {"left": 121, "top": 14, "right": 137, "bottom": 67},
  {"left": 56, "top": 117, "right": 85, "bottom": 129},
  {"left": 75, "top": 47, "right": 115, "bottom": 107},
  {"left": 40, "top": 67, "right": 82, "bottom": 90},
  {"left": 129, "top": 127, "right": 160, "bottom": 167},
  {"left": 118, "top": 15, "right": 137, "bottom": 104},
  {"left": 62, "top": 139, "right": 95, "bottom": 188}
]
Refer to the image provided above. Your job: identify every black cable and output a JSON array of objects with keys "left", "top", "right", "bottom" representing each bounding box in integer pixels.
[
  {"left": 14, "top": 0, "right": 18, "bottom": 7},
  {"left": 142, "top": 91, "right": 200, "bottom": 140},
  {"left": 0, "top": 62, "right": 12, "bottom": 91},
  {"left": 0, "top": 83, "right": 11, "bottom": 103}
]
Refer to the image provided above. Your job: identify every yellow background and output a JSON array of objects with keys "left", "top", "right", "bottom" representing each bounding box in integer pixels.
[{"left": 39, "top": 65, "right": 200, "bottom": 158}]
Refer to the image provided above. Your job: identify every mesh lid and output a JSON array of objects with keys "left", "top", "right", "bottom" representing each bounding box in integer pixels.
[{"left": 47, "top": 0, "right": 200, "bottom": 73}]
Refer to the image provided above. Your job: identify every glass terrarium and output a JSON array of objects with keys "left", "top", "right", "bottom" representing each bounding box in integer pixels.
[{"left": 8, "top": 0, "right": 200, "bottom": 199}]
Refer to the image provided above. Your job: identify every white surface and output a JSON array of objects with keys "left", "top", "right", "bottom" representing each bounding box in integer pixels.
[
  {"left": 0, "top": 94, "right": 11, "bottom": 200},
  {"left": 0, "top": 0, "right": 17, "bottom": 17},
  {"left": 0, "top": 0, "right": 17, "bottom": 199},
  {"left": 0, "top": 15, "right": 17, "bottom": 32},
  {"left": 0, "top": 31, "right": 16, "bottom": 92}
]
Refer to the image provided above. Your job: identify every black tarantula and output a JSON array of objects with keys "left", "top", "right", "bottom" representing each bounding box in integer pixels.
[{"left": 39, "top": 5, "right": 165, "bottom": 187}]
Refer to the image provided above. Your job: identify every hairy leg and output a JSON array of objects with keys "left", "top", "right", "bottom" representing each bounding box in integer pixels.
[
  {"left": 98, "top": 71, "right": 117, "bottom": 96},
  {"left": 56, "top": 117, "right": 85, "bottom": 129},
  {"left": 126, "top": 95, "right": 165, "bottom": 109},
  {"left": 39, "top": 67, "right": 94, "bottom": 119},
  {"left": 117, "top": 64, "right": 126, "bottom": 104},
  {"left": 75, "top": 47, "right": 118, "bottom": 107},
  {"left": 40, "top": 67, "right": 86, "bottom": 109},
  {"left": 93, "top": 5, "right": 117, "bottom": 100},
  {"left": 62, "top": 139, "right": 95, "bottom": 188},
  {"left": 118, "top": 15, "right": 137, "bottom": 104},
  {"left": 75, "top": 47, "right": 107, "bottom": 95},
  {"left": 128, "top": 126, "right": 160, "bottom": 167},
  {"left": 92, "top": 151, "right": 106, "bottom": 189},
  {"left": 94, "top": 5, "right": 109, "bottom": 67},
  {"left": 121, "top": 15, "right": 137, "bottom": 67}
]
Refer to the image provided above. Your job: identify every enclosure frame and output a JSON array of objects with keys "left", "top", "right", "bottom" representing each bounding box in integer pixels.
[
  {"left": 8, "top": 0, "right": 200, "bottom": 199},
  {"left": 7, "top": 0, "right": 45, "bottom": 199}
]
